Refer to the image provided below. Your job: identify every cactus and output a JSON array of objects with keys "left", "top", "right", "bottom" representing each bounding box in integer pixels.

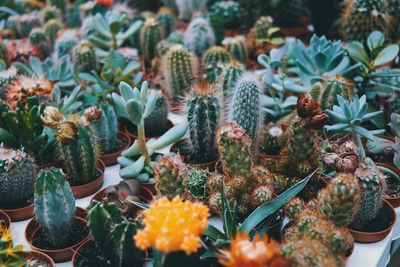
[
  {"left": 83, "top": 105, "right": 118, "bottom": 155},
  {"left": 219, "top": 60, "right": 244, "bottom": 104},
  {"left": 72, "top": 40, "right": 98, "bottom": 73},
  {"left": 175, "top": 0, "right": 208, "bottom": 21},
  {"left": 341, "top": 0, "right": 391, "bottom": 41},
  {"left": 44, "top": 19, "right": 62, "bottom": 44},
  {"left": 55, "top": 121, "right": 99, "bottom": 186},
  {"left": 42, "top": 6, "right": 60, "bottom": 22},
  {"left": 211, "top": 1, "right": 244, "bottom": 29},
  {"left": 55, "top": 34, "right": 79, "bottom": 59},
  {"left": 309, "top": 77, "right": 354, "bottom": 111},
  {"left": 270, "top": 0, "right": 310, "bottom": 28},
  {"left": 260, "top": 124, "right": 286, "bottom": 155},
  {"left": 317, "top": 173, "right": 361, "bottom": 227},
  {"left": 386, "top": 0, "right": 400, "bottom": 40},
  {"left": 184, "top": 168, "right": 209, "bottom": 201},
  {"left": 49, "top": 0, "right": 67, "bottom": 12},
  {"left": 9, "top": 12, "right": 42, "bottom": 37},
  {"left": 34, "top": 168, "right": 76, "bottom": 248},
  {"left": 186, "top": 82, "right": 221, "bottom": 164},
  {"left": 0, "top": 146, "right": 37, "bottom": 207},
  {"left": 251, "top": 185, "right": 274, "bottom": 208},
  {"left": 168, "top": 31, "right": 185, "bottom": 44},
  {"left": 156, "top": 8, "right": 175, "bottom": 37},
  {"left": 144, "top": 93, "right": 170, "bottom": 136},
  {"left": 206, "top": 11, "right": 225, "bottom": 45},
  {"left": 254, "top": 16, "right": 274, "bottom": 39},
  {"left": 285, "top": 197, "right": 305, "bottom": 221},
  {"left": 184, "top": 17, "right": 216, "bottom": 56},
  {"left": 202, "top": 46, "right": 231, "bottom": 82},
  {"left": 228, "top": 72, "right": 263, "bottom": 146},
  {"left": 87, "top": 201, "right": 144, "bottom": 266},
  {"left": 225, "top": 36, "right": 248, "bottom": 64},
  {"left": 140, "top": 19, "right": 165, "bottom": 67},
  {"left": 29, "top": 29, "right": 51, "bottom": 59},
  {"left": 163, "top": 45, "right": 197, "bottom": 101},
  {"left": 0, "top": 67, "right": 16, "bottom": 101}
]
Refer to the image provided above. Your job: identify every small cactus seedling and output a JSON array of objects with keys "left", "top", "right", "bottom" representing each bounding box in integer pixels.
[
  {"left": 184, "top": 17, "right": 216, "bottom": 56},
  {"left": 140, "top": 18, "right": 165, "bottom": 67}
]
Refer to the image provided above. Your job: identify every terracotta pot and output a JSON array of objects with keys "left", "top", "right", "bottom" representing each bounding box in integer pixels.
[
  {"left": 70, "top": 160, "right": 105, "bottom": 199},
  {"left": 140, "top": 182, "right": 157, "bottom": 196},
  {"left": 91, "top": 185, "right": 154, "bottom": 204},
  {"left": 123, "top": 120, "right": 174, "bottom": 142},
  {"left": 347, "top": 199, "right": 396, "bottom": 243},
  {"left": 23, "top": 251, "right": 56, "bottom": 267},
  {"left": 0, "top": 202, "right": 34, "bottom": 222},
  {"left": 100, "top": 132, "right": 131, "bottom": 166},
  {"left": 377, "top": 162, "right": 400, "bottom": 207},
  {"left": 72, "top": 238, "right": 148, "bottom": 267},
  {"left": 0, "top": 210, "right": 11, "bottom": 228},
  {"left": 25, "top": 213, "right": 89, "bottom": 262}
]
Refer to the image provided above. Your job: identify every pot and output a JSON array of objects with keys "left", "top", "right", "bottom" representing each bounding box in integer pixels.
[
  {"left": 91, "top": 185, "right": 154, "bottom": 204},
  {"left": 0, "top": 202, "right": 34, "bottom": 222},
  {"left": 347, "top": 199, "right": 396, "bottom": 243},
  {"left": 70, "top": 160, "right": 105, "bottom": 199},
  {"left": 23, "top": 251, "right": 56, "bottom": 267},
  {"left": 378, "top": 162, "right": 400, "bottom": 207},
  {"left": 100, "top": 132, "right": 131, "bottom": 166},
  {"left": 25, "top": 210, "right": 89, "bottom": 263},
  {"left": 0, "top": 210, "right": 11, "bottom": 228}
]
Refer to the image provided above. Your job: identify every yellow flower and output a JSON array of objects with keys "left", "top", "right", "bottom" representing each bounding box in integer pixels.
[
  {"left": 133, "top": 197, "right": 209, "bottom": 255},
  {"left": 218, "top": 232, "right": 287, "bottom": 267},
  {"left": 56, "top": 121, "right": 78, "bottom": 142}
]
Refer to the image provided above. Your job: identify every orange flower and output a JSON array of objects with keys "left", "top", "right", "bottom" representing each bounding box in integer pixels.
[
  {"left": 96, "top": 0, "right": 114, "bottom": 7},
  {"left": 218, "top": 232, "right": 287, "bottom": 267},
  {"left": 133, "top": 197, "right": 209, "bottom": 255}
]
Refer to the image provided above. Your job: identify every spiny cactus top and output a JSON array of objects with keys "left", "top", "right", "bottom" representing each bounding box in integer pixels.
[
  {"left": 184, "top": 17, "right": 216, "bottom": 56},
  {"left": 211, "top": 1, "right": 244, "bottom": 29}
]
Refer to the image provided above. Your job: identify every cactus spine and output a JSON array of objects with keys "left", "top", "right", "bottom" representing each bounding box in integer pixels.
[
  {"left": 29, "top": 29, "right": 51, "bottom": 59},
  {"left": 310, "top": 77, "right": 353, "bottom": 111},
  {"left": 44, "top": 19, "right": 62, "bottom": 44},
  {"left": 72, "top": 40, "right": 97, "bottom": 73},
  {"left": 34, "top": 168, "right": 76, "bottom": 248},
  {"left": 211, "top": 1, "right": 244, "bottom": 29},
  {"left": 187, "top": 82, "right": 221, "bottom": 164},
  {"left": 184, "top": 169, "right": 209, "bottom": 201},
  {"left": 184, "top": 17, "right": 216, "bottom": 56},
  {"left": 164, "top": 45, "right": 197, "bottom": 101},
  {"left": 219, "top": 60, "right": 244, "bottom": 104},
  {"left": 156, "top": 8, "right": 176, "bottom": 37},
  {"left": 140, "top": 19, "right": 165, "bottom": 67},
  {"left": 225, "top": 36, "right": 248, "bottom": 64},
  {"left": 228, "top": 72, "right": 263, "bottom": 146},
  {"left": 0, "top": 146, "right": 37, "bottom": 207}
]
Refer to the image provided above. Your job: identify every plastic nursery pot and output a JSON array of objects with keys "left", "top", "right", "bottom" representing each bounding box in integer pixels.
[
  {"left": 378, "top": 162, "right": 400, "bottom": 208},
  {"left": 70, "top": 160, "right": 105, "bottom": 199},
  {"left": 347, "top": 199, "right": 397, "bottom": 243},
  {"left": 123, "top": 119, "right": 174, "bottom": 142},
  {"left": 23, "top": 251, "right": 56, "bottom": 267},
  {"left": 0, "top": 202, "right": 34, "bottom": 222},
  {"left": 99, "top": 132, "right": 131, "bottom": 166},
  {"left": 25, "top": 212, "right": 89, "bottom": 262},
  {"left": 91, "top": 185, "right": 154, "bottom": 204},
  {"left": 0, "top": 210, "right": 11, "bottom": 228},
  {"left": 72, "top": 238, "right": 148, "bottom": 267}
]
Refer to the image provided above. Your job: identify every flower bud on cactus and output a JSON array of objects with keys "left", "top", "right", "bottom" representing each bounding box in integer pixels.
[
  {"left": 156, "top": 8, "right": 175, "bottom": 37},
  {"left": 34, "top": 168, "right": 76, "bottom": 248},
  {"left": 140, "top": 18, "right": 165, "bottom": 67},
  {"left": 41, "top": 106, "right": 64, "bottom": 128},
  {"left": 225, "top": 36, "right": 248, "bottom": 64},
  {"left": 211, "top": 1, "right": 244, "bottom": 29},
  {"left": 72, "top": 40, "right": 97, "bottom": 73},
  {"left": 29, "top": 28, "right": 51, "bottom": 59},
  {"left": 0, "top": 146, "right": 37, "bottom": 207},
  {"left": 184, "top": 17, "right": 216, "bottom": 56}
]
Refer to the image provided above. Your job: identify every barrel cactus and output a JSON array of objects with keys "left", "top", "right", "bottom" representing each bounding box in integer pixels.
[
  {"left": 156, "top": 8, "right": 176, "bottom": 37},
  {"left": 55, "top": 34, "right": 79, "bottom": 59},
  {"left": 225, "top": 36, "right": 248, "bottom": 64},
  {"left": 140, "top": 18, "right": 165, "bottom": 67},
  {"left": 211, "top": 1, "right": 244, "bottom": 29},
  {"left": 184, "top": 168, "right": 209, "bottom": 201},
  {"left": 202, "top": 46, "right": 231, "bottom": 83},
  {"left": 72, "top": 40, "right": 98, "bottom": 73},
  {"left": 184, "top": 17, "right": 216, "bottom": 56},
  {"left": 29, "top": 29, "right": 51, "bottom": 59}
]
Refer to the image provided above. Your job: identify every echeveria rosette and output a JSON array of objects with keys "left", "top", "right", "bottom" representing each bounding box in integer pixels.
[{"left": 324, "top": 95, "right": 385, "bottom": 161}]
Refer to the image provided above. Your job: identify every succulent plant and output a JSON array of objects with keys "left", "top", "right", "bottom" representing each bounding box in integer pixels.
[
  {"left": 44, "top": 19, "right": 62, "bottom": 44},
  {"left": 184, "top": 168, "right": 209, "bottom": 201},
  {"left": 202, "top": 46, "right": 231, "bottom": 83},
  {"left": 260, "top": 123, "right": 286, "bottom": 155},
  {"left": 228, "top": 72, "right": 263, "bottom": 146},
  {"left": 55, "top": 34, "right": 79, "bottom": 59},
  {"left": 72, "top": 40, "right": 98, "bottom": 73},
  {"left": 34, "top": 168, "right": 76, "bottom": 248},
  {"left": 211, "top": 1, "right": 244, "bottom": 29},
  {"left": 0, "top": 146, "right": 37, "bottom": 207},
  {"left": 140, "top": 18, "right": 165, "bottom": 67},
  {"left": 29, "top": 28, "right": 51, "bottom": 59},
  {"left": 184, "top": 17, "right": 216, "bottom": 56},
  {"left": 163, "top": 44, "right": 197, "bottom": 101},
  {"left": 186, "top": 82, "right": 221, "bottom": 164},
  {"left": 0, "top": 225, "right": 27, "bottom": 266},
  {"left": 225, "top": 36, "right": 248, "bottom": 64},
  {"left": 156, "top": 8, "right": 176, "bottom": 37},
  {"left": 175, "top": 0, "right": 208, "bottom": 21},
  {"left": 206, "top": 11, "right": 225, "bottom": 45}
]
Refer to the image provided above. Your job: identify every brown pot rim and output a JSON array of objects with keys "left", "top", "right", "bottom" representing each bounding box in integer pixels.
[
  {"left": 23, "top": 251, "right": 56, "bottom": 267},
  {"left": 0, "top": 210, "right": 11, "bottom": 228},
  {"left": 25, "top": 215, "right": 89, "bottom": 262},
  {"left": 70, "top": 161, "right": 105, "bottom": 199},
  {"left": 123, "top": 119, "right": 174, "bottom": 141},
  {"left": 99, "top": 132, "right": 131, "bottom": 166},
  {"left": 378, "top": 162, "right": 400, "bottom": 207},
  {"left": 91, "top": 185, "right": 154, "bottom": 204},
  {"left": 347, "top": 199, "right": 396, "bottom": 243},
  {"left": 0, "top": 202, "right": 34, "bottom": 222}
]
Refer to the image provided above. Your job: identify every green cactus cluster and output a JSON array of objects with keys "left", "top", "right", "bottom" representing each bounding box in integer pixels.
[
  {"left": 29, "top": 28, "right": 51, "bottom": 59},
  {"left": 156, "top": 8, "right": 176, "bottom": 37},
  {"left": 211, "top": 1, "right": 244, "bottom": 29},
  {"left": 260, "top": 123, "right": 287, "bottom": 155},
  {"left": 202, "top": 46, "right": 231, "bottom": 83},
  {"left": 225, "top": 36, "right": 248, "bottom": 64},
  {"left": 72, "top": 40, "right": 98, "bottom": 73},
  {"left": 44, "top": 19, "right": 62, "bottom": 44},
  {"left": 140, "top": 18, "right": 165, "bottom": 67},
  {"left": 0, "top": 146, "right": 37, "bottom": 207},
  {"left": 34, "top": 168, "right": 76, "bottom": 248},
  {"left": 184, "top": 17, "right": 216, "bottom": 56}
]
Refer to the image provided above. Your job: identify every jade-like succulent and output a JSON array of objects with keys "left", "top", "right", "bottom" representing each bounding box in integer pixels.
[{"left": 184, "top": 17, "right": 216, "bottom": 56}]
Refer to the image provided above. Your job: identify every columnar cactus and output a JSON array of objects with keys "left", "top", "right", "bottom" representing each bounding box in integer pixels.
[
  {"left": 140, "top": 19, "right": 165, "bottom": 67},
  {"left": 186, "top": 82, "right": 221, "bottom": 164},
  {"left": 29, "top": 29, "right": 51, "bottom": 59},
  {"left": 163, "top": 45, "right": 197, "bottom": 101},
  {"left": 144, "top": 94, "right": 170, "bottom": 135},
  {"left": 228, "top": 72, "right": 263, "bottom": 146},
  {"left": 83, "top": 105, "right": 118, "bottom": 155},
  {"left": 175, "top": 0, "right": 208, "bottom": 21},
  {"left": 184, "top": 17, "right": 216, "bottom": 56},
  {"left": 219, "top": 60, "right": 244, "bottom": 104},
  {"left": 156, "top": 8, "right": 176, "bottom": 37},
  {"left": 55, "top": 121, "right": 99, "bottom": 185},
  {"left": 55, "top": 34, "right": 79, "bottom": 59},
  {"left": 9, "top": 12, "right": 42, "bottom": 37},
  {"left": 44, "top": 19, "right": 62, "bottom": 44},
  {"left": 225, "top": 36, "right": 248, "bottom": 64},
  {"left": 72, "top": 40, "right": 97, "bottom": 73},
  {"left": 202, "top": 46, "right": 231, "bottom": 82},
  {"left": 34, "top": 168, "right": 76, "bottom": 248},
  {"left": 0, "top": 146, "right": 37, "bottom": 207},
  {"left": 210, "top": 1, "right": 244, "bottom": 29},
  {"left": 254, "top": 16, "right": 274, "bottom": 39}
]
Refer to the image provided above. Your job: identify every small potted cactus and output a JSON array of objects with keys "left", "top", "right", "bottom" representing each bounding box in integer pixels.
[{"left": 25, "top": 168, "right": 89, "bottom": 262}]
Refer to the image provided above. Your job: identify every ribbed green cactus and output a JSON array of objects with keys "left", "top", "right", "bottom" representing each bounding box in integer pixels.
[
  {"left": 202, "top": 46, "right": 231, "bottom": 82},
  {"left": 87, "top": 201, "right": 144, "bottom": 267},
  {"left": 55, "top": 34, "right": 79, "bottom": 59},
  {"left": 211, "top": 1, "right": 244, "bottom": 29},
  {"left": 187, "top": 82, "right": 221, "bottom": 164},
  {"left": 55, "top": 121, "right": 99, "bottom": 186},
  {"left": 260, "top": 124, "right": 286, "bottom": 155},
  {"left": 219, "top": 60, "right": 244, "bottom": 104},
  {"left": 225, "top": 36, "right": 248, "bottom": 64},
  {"left": 84, "top": 105, "right": 118, "bottom": 155},
  {"left": 309, "top": 77, "right": 353, "bottom": 111},
  {"left": 164, "top": 45, "right": 197, "bottom": 101},
  {"left": 228, "top": 72, "right": 263, "bottom": 146},
  {"left": 144, "top": 94, "right": 170, "bottom": 135},
  {"left": 206, "top": 11, "right": 225, "bottom": 45},
  {"left": 341, "top": 0, "right": 391, "bottom": 41},
  {"left": 156, "top": 8, "right": 175, "bottom": 37},
  {"left": 29, "top": 29, "right": 51, "bottom": 59},
  {"left": 44, "top": 19, "right": 62, "bottom": 44},
  {"left": 216, "top": 122, "right": 253, "bottom": 177},
  {"left": 0, "top": 146, "right": 37, "bottom": 207},
  {"left": 34, "top": 168, "right": 76, "bottom": 248},
  {"left": 318, "top": 173, "right": 360, "bottom": 227},
  {"left": 175, "top": 0, "right": 208, "bottom": 21},
  {"left": 140, "top": 19, "right": 165, "bottom": 67},
  {"left": 254, "top": 16, "right": 274, "bottom": 39},
  {"left": 184, "top": 168, "right": 209, "bottom": 201},
  {"left": 72, "top": 40, "right": 97, "bottom": 73},
  {"left": 184, "top": 17, "right": 216, "bottom": 56}
]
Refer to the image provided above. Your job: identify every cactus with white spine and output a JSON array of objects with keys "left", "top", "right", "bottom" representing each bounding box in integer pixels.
[
  {"left": 140, "top": 18, "right": 165, "bottom": 67},
  {"left": 219, "top": 60, "right": 244, "bottom": 105},
  {"left": 44, "top": 19, "right": 62, "bottom": 44},
  {"left": 29, "top": 29, "right": 51, "bottom": 59},
  {"left": 225, "top": 36, "right": 248, "bottom": 64},
  {"left": 156, "top": 8, "right": 176, "bottom": 37},
  {"left": 184, "top": 17, "right": 216, "bottom": 56},
  {"left": 72, "top": 40, "right": 98, "bottom": 73},
  {"left": 211, "top": 1, "right": 244, "bottom": 29},
  {"left": 202, "top": 46, "right": 230, "bottom": 83},
  {"left": 34, "top": 168, "right": 76, "bottom": 248}
]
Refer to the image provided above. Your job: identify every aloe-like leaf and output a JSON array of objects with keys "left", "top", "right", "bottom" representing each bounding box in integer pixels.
[
  {"left": 353, "top": 126, "right": 375, "bottom": 140},
  {"left": 148, "top": 123, "right": 188, "bottom": 150},
  {"left": 373, "top": 44, "right": 399, "bottom": 67},
  {"left": 324, "top": 123, "right": 349, "bottom": 132},
  {"left": 126, "top": 99, "right": 142, "bottom": 125},
  {"left": 143, "top": 90, "right": 157, "bottom": 118},
  {"left": 203, "top": 225, "right": 225, "bottom": 241},
  {"left": 122, "top": 140, "right": 140, "bottom": 157},
  {"left": 361, "top": 110, "right": 383, "bottom": 122},
  {"left": 119, "top": 156, "right": 146, "bottom": 178},
  {"left": 117, "top": 156, "right": 135, "bottom": 168}
]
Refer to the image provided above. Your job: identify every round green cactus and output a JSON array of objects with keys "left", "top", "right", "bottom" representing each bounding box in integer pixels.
[
  {"left": 184, "top": 17, "right": 216, "bottom": 56},
  {"left": 185, "top": 168, "right": 209, "bottom": 201},
  {"left": 202, "top": 46, "right": 231, "bottom": 83},
  {"left": 211, "top": 1, "right": 244, "bottom": 29},
  {"left": 72, "top": 40, "right": 98, "bottom": 73},
  {"left": 310, "top": 77, "right": 353, "bottom": 111},
  {"left": 29, "top": 28, "right": 51, "bottom": 59}
]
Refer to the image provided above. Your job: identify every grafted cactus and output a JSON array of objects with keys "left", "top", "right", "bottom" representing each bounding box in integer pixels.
[{"left": 184, "top": 17, "right": 216, "bottom": 56}]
